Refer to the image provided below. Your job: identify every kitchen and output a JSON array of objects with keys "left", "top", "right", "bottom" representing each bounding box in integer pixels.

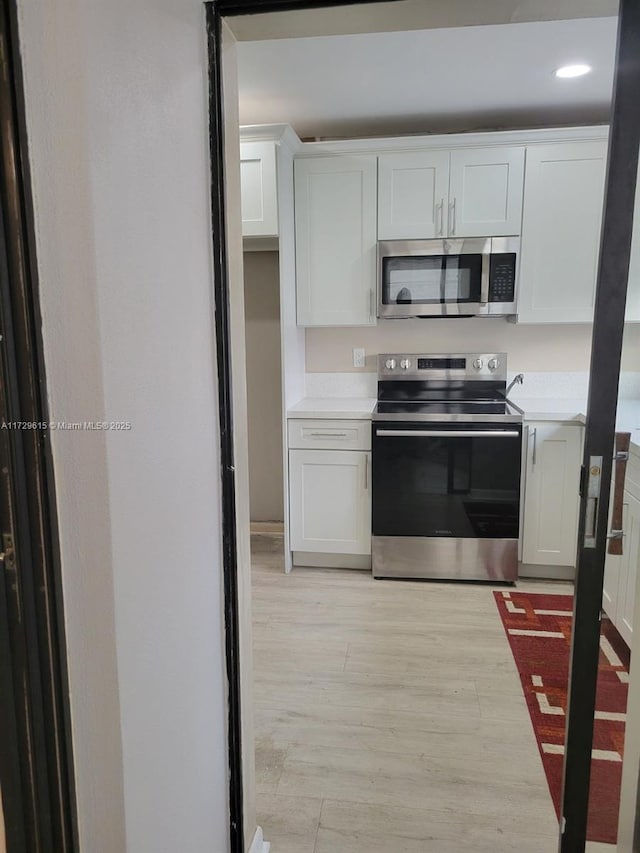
[{"left": 235, "top": 8, "right": 640, "bottom": 852}]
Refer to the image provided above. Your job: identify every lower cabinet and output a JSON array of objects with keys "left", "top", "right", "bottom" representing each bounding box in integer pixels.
[
  {"left": 289, "top": 448, "right": 371, "bottom": 555},
  {"left": 521, "top": 422, "right": 583, "bottom": 568},
  {"left": 603, "top": 488, "right": 640, "bottom": 647}
]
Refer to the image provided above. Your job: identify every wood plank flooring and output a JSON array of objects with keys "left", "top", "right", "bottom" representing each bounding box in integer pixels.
[{"left": 251, "top": 534, "right": 581, "bottom": 852}]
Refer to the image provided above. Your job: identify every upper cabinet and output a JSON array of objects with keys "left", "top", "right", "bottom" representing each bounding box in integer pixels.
[
  {"left": 295, "top": 155, "right": 377, "bottom": 327},
  {"left": 290, "top": 127, "right": 640, "bottom": 328},
  {"left": 377, "top": 146, "right": 524, "bottom": 240},
  {"left": 377, "top": 151, "right": 449, "bottom": 239},
  {"left": 448, "top": 147, "right": 525, "bottom": 237},
  {"left": 240, "top": 140, "right": 278, "bottom": 238},
  {"left": 516, "top": 140, "right": 607, "bottom": 324}
]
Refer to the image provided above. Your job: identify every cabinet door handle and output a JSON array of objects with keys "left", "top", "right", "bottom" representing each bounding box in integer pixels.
[
  {"left": 449, "top": 198, "right": 456, "bottom": 235},
  {"left": 436, "top": 198, "right": 444, "bottom": 236},
  {"left": 608, "top": 432, "right": 631, "bottom": 555},
  {"left": 530, "top": 428, "right": 537, "bottom": 466},
  {"left": 364, "top": 454, "right": 369, "bottom": 490},
  {"left": 370, "top": 287, "right": 376, "bottom": 320}
]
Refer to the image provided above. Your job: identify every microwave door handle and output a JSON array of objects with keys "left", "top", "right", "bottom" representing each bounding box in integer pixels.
[{"left": 480, "top": 245, "right": 491, "bottom": 306}]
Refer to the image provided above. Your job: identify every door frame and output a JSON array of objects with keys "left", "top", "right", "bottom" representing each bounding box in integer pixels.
[
  {"left": 206, "top": 1, "right": 640, "bottom": 852},
  {"left": 0, "top": 1, "right": 78, "bottom": 850},
  {"left": 561, "top": 0, "right": 640, "bottom": 849}
]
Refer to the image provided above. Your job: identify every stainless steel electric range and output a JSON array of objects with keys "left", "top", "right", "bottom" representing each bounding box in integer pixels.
[{"left": 371, "top": 352, "right": 523, "bottom": 582}]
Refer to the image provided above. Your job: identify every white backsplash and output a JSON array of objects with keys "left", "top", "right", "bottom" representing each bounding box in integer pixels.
[
  {"left": 507, "top": 371, "right": 640, "bottom": 401},
  {"left": 305, "top": 371, "right": 377, "bottom": 398},
  {"left": 304, "top": 371, "right": 640, "bottom": 401}
]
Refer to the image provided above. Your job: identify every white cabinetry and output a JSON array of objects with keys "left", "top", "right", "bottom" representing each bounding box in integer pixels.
[
  {"left": 377, "top": 151, "right": 449, "bottom": 239},
  {"left": 517, "top": 140, "right": 608, "bottom": 324},
  {"left": 448, "top": 147, "right": 525, "bottom": 237},
  {"left": 521, "top": 423, "right": 583, "bottom": 567},
  {"left": 240, "top": 140, "right": 278, "bottom": 238},
  {"left": 604, "top": 496, "right": 640, "bottom": 646},
  {"left": 288, "top": 418, "right": 371, "bottom": 563},
  {"left": 377, "top": 146, "right": 524, "bottom": 240},
  {"left": 603, "top": 455, "right": 640, "bottom": 646},
  {"left": 625, "top": 155, "right": 640, "bottom": 323},
  {"left": 295, "top": 156, "right": 377, "bottom": 327}
]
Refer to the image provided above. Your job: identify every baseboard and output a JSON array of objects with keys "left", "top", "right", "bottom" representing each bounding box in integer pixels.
[
  {"left": 250, "top": 521, "right": 284, "bottom": 535},
  {"left": 292, "top": 551, "right": 371, "bottom": 570},
  {"left": 249, "top": 826, "right": 270, "bottom": 853},
  {"left": 519, "top": 563, "right": 575, "bottom": 581}
]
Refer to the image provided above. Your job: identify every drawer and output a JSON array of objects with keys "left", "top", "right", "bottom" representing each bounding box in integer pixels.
[{"left": 288, "top": 419, "right": 371, "bottom": 451}]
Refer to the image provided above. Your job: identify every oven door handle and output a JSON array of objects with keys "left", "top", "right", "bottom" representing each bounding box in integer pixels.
[{"left": 375, "top": 429, "right": 520, "bottom": 438}]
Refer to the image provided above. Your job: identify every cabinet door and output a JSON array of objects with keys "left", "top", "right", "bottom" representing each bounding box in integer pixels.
[
  {"left": 603, "top": 477, "right": 621, "bottom": 621},
  {"left": 617, "top": 493, "right": 640, "bottom": 646},
  {"left": 240, "top": 141, "right": 278, "bottom": 237},
  {"left": 377, "top": 151, "right": 450, "bottom": 240},
  {"left": 448, "top": 146, "right": 524, "bottom": 237},
  {"left": 522, "top": 423, "right": 583, "bottom": 566},
  {"left": 625, "top": 156, "right": 640, "bottom": 322},
  {"left": 295, "top": 156, "right": 377, "bottom": 327},
  {"left": 517, "top": 140, "right": 607, "bottom": 324},
  {"left": 289, "top": 449, "right": 371, "bottom": 555}
]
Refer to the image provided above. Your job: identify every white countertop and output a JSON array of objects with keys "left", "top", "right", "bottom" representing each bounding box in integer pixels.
[
  {"left": 512, "top": 398, "right": 588, "bottom": 423},
  {"left": 287, "top": 395, "right": 640, "bottom": 453},
  {"left": 515, "top": 397, "right": 640, "bottom": 456},
  {"left": 288, "top": 397, "right": 376, "bottom": 419}
]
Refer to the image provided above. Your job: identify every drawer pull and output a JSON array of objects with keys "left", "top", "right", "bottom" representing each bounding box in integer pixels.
[{"left": 309, "top": 431, "right": 349, "bottom": 438}]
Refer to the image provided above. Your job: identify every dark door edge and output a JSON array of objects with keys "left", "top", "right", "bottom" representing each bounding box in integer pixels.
[
  {"left": 560, "top": 0, "right": 640, "bottom": 849},
  {"left": 0, "top": 1, "right": 79, "bottom": 849}
]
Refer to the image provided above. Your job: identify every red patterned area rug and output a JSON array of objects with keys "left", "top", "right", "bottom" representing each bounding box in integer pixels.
[{"left": 494, "top": 590, "right": 630, "bottom": 845}]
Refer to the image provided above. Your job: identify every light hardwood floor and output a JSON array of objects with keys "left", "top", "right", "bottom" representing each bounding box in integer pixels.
[{"left": 251, "top": 534, "right": 590, "bottom": 852}]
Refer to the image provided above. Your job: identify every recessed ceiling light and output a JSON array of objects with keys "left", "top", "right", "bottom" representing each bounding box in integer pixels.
[{"left": 555, "top": 64, "right": 592, "bottom": 79}]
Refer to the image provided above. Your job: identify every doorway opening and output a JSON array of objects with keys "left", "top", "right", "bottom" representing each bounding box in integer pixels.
[{"left": 210, "top": 2, "right": 640, "bottom": 851}]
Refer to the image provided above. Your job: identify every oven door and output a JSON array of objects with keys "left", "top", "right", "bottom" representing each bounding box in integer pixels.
[
  {"left": 378, "top": 238, "right": 490, "bottom": 318},
  {"left": 372, "top": 422, "right": 522, "bottom": 580},
  {"left": 372, "top": 422, "right": 522, "bottom": 537}
]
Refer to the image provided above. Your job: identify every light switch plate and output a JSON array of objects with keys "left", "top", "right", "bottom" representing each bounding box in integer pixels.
[{"left": 353, "top": 347, "right": 366, "bottom": 368}]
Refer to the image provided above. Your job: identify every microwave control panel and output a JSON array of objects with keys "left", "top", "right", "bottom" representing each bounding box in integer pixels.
[{"left": 489, "top": 253, "right": 516, "bottom": 303}]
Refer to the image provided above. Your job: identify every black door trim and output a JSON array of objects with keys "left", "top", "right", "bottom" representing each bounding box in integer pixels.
[
  {"left": 561, "top": 0, "right": 640, "bottom": 849},
  {"left": 205, "top": 6, "right": 245, "bottom": 852},
  {"left": 0, "top": 1, "right": 78, "bottom": 850}
]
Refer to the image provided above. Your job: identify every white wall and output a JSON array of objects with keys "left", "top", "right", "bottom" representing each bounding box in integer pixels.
[
  {"left": 244, "top": 251, "right": 284, "bottom": 522},
  {"left": 306, "top": 319, "right": 640, "bottom": 373},
  {"left": 17, "top": 1, "right": 230, "bottom": 852}
]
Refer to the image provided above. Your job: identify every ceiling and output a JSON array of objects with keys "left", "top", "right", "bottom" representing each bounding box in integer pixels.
[{"left": 237, "top": 16, "right": 617, "bottom": 140}]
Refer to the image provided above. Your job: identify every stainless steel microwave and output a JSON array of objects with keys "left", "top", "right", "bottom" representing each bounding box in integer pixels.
[{"left": 377, "top": 237, "right": 519, "bottom": 319}]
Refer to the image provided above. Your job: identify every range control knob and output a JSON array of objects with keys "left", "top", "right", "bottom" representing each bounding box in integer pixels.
[
  {"left": 400, "top": 358, "right": 412, "bottom": 370},
  {"left": 472, "top": 358, "right": 484, "bottom": 370},
  {"left": 488, "top": 357, "right": 499, "bottom": 371},
  {"left": 385, "top": 358, "right": 397, "bottom": 370}
]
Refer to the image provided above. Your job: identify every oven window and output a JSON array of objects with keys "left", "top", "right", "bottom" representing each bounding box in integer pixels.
[
  {"left": 372, "top": 427, "right": 521, "bottom": 539},
  {"left": 381, "top": 254, "right": 483, "bottom": 305}
]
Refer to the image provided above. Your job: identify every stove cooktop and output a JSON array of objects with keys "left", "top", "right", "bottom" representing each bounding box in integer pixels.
[{"left": 373, "top": 399, "right": 523, "bottom": 423}]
